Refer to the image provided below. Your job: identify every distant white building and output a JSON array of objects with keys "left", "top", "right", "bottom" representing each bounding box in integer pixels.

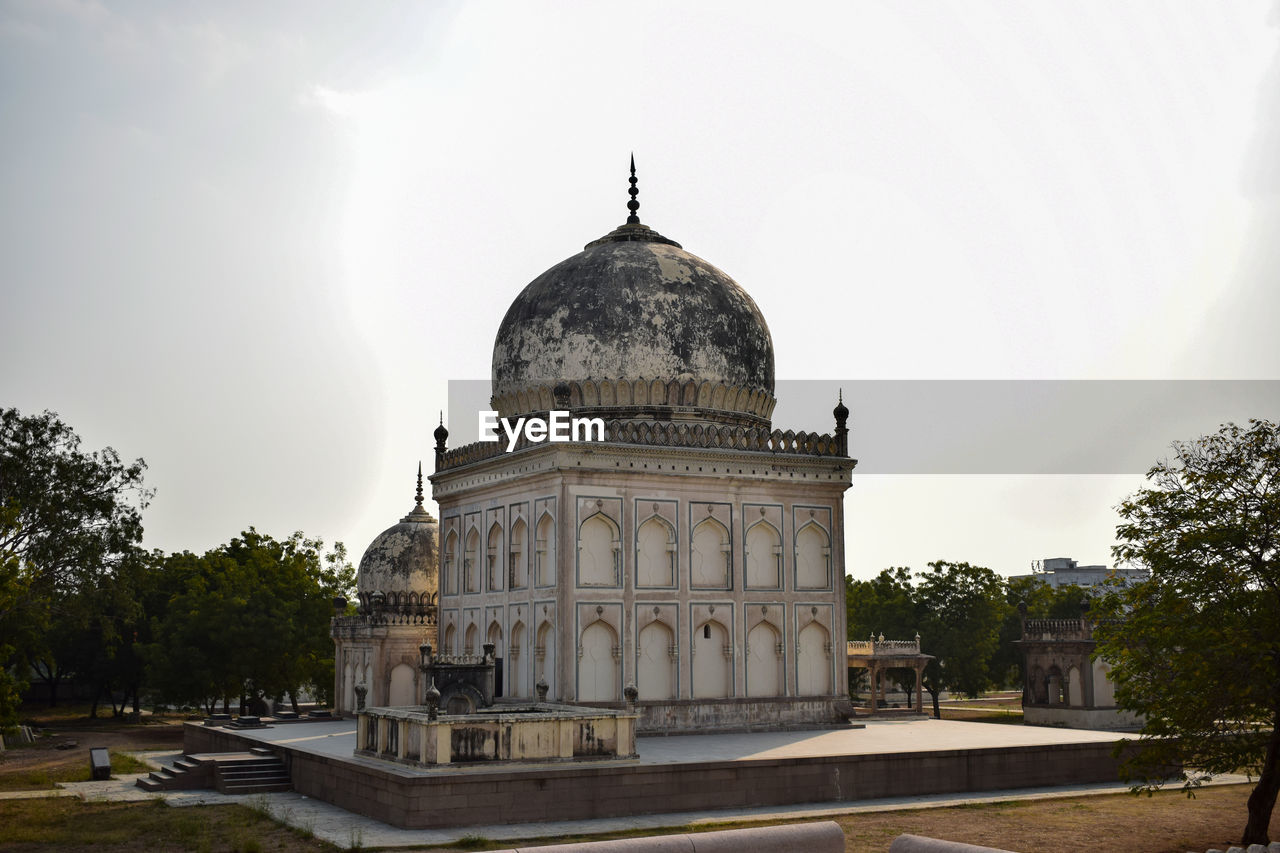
[{"left": 1010, "top": 556, "right": 1148, "bottom": 590}]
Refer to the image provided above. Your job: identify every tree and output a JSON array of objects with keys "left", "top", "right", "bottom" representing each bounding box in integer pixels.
[
  {"left": 146, "top": 529, "right": 353, "bottom": 714},
  {"left": 1093, "top": 419, "right": 1280, "bottom": 845},
  {"left": 916, "top": 560, "right": 1007, "bottom": 718},
  {"left": 0, "top": 408, "right": 151, "bottom": 706}
]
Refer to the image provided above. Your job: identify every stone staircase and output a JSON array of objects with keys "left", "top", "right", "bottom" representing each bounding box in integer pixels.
[
  {"left": 213, "top": 748, "right": 291, "bottom": 794},
  {"left": 136, "top": 747, "right": 290, "bottom": 795}
]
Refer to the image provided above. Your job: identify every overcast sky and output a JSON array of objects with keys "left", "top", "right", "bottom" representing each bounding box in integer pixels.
[{"left": 2, "top": 1, "right": 1278, "bottom": 580}]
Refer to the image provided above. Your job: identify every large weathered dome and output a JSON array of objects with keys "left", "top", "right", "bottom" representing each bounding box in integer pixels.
[
  {"left": 491, "top": 216, "right": 776, "bottom": 426},
  {"left": 356, "top": 470, "right": 438, "bottom": 609}
]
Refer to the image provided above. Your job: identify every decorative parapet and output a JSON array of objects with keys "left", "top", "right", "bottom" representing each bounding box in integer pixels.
[
  {"left": 332, "top": 604, "right": 437, "bottom": 631},
  {"left": 1022, "top": 618, "right": 1092, "bottom": 641},
  {"left": 847, "top": 636, "right": 923, "bottom": 656},
  {"left": 438, "top": 418, "right": 847, "bottom": 472}
]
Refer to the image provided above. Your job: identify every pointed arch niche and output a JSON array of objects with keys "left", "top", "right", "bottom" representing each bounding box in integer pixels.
[
  {"left": 690, "top": 505, "right": 731, "bottom": 590},
  {"left": 794, "top": 508, "right": 832, "bottom": 590},
  {"left": 745, "top": 606, "right": 785, "bottom": 697},
  {"left": 744, "top": 519, "right": 783, "bottom": 590},
  {"left": 578, "top": 512, "right": 620, "bottom": 587},
  {"left": 535, "top": 509, "right": 556, "bottom": 588},
  {"left": 464, "top": 523, "right": 481, "bottom": 594},
  {"left": 486, "top": 520, "right": 504, "bottom": 592},
  {"left": 635, "top": 502, "right": 677, "bottom": 588},
  {"left": 577, "top": 619, "right": 620, "bottom": 702},
  {"left": 442, "top": 526, "right": 459, "bottom": 596},
  {"left": 509, "top": 509, "right": 528, "bottom": 589}
]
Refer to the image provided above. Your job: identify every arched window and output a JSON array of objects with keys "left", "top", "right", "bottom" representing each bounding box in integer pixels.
[
  {"left": 746, "top": 621, "right": 783, "bottom": 697},
  {"left": 691, "top": 518, "right": 731, "bottom": 589},
  {"left": 486, "top": 523, "right": 503, "bottom": 592},
  {"left": 795, "top": 522, "right": 831, "bottom": 589},
  {"left": 464, "top": 623, "right": 478, "bottom": 656},
  {"left": 536, "top": 513, "right": 556, "bottom": 587},
  {"left": 1047, "top": 666, "right": 1064, "bottom": 705},
  {"left": 692, "top": 620, "right": 731, "bottom": 698},
  {"left": 1030, "top": 665, "right": 1047, "bottom": 704},
  {"left": 578, "top": 620, "right": 619, "bottom": 701},
  {"left": 637, "top": 620, "right": 676, "bottom": 700},
  {"left": 744, "top": 521, "right": 782, "bottom": 589},
  {"left": 578, "top": 514, "right": 619, "bottom": 587},
  {"left": 509, "top": 517, "right": 528, "bottom": 589},
  {"left": 464, "top": 528, "right": 481, "bottom": 593},
  {"left": 443, "top": 623, "right": 457, "bottom": 655},
  {"left": 636, "top": 516, "right": 676, "bottom": 587},
  {"left": 1066, "top": 665, "right": 1082, "bottom": 707}
]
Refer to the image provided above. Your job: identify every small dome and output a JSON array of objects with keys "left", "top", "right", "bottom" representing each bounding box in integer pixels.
[
  {"left": 491, "top": 223, "right": 775, "bottom": 426},
  {"left": 357, "top": 470, "right": 438, "bottom": 606}
]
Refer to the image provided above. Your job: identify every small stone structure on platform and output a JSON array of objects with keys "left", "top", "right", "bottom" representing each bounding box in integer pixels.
[
  {"left": 1016, "top": 606, "right": 1140, "bottom": 730},
  {"left": 846, "top": 634, "right": 933, "bottom": 714},
  {"left": 356, "top": 700, "right": 638, "bottom": 766},
  {"left": 418, "top": 641, "right": 497, "bottom": 714}
]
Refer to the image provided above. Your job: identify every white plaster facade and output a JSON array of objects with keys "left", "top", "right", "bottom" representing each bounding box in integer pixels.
[{"left": 432, "top": 435, "right": 853, "bottom": 731}]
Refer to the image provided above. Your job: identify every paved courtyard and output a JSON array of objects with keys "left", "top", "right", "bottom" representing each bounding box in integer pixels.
[
  {"left": 47, "top": 718, "right": 1234, "bottom": 849},
  {"left": 210, "top": 716, "right": 1124, "bottom": 771}
]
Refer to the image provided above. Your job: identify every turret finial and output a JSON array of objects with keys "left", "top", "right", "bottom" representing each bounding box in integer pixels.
[
  {"left": 415, "top": 461, "right": 424, "bottom": 508},
  {"left": 626, "top": 154, "right": 640, "bottom": 224}
]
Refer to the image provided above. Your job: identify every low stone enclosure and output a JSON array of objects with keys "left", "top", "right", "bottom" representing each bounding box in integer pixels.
[
  {"left": 184, "top": 721, "right": 1140, "bottom": 830},
  {"left": 356, "top": 702, "right": 637, "bottom": 766}
]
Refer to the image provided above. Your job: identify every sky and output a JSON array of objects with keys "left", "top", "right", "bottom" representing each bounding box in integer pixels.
[{"left": 2, "top": 1, "right": 1278, "bottom": 580}]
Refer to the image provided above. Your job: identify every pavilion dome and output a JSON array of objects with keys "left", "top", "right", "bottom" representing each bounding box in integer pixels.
[
  {"left": 356, "top": 468, "right": 438, "bottom": 611},
  {"left": 490, "top": 166, "right": 776, "bottom": 427}
]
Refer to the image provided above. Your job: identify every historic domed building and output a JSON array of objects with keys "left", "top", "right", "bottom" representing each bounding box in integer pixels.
[
  {"left": 331, "top": 466, "right": 439, "bottom": 716},
  {"left": 429, "top": 164, "right": 855, "bottom": 731}
]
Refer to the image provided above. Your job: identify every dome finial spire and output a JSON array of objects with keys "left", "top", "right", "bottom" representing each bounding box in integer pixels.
[
  {"left": 626, "top": 153, "right": 640, "bottom": 225},
  {"left": 414, "top": 461, "right": 424, "bottom": 508}
]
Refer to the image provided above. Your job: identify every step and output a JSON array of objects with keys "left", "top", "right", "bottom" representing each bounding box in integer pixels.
[
  {"left": 249, "top": 746, "right": 275, "bottom": 756},
  {"left": 220, "top": 781, "right": 293, "bottom": 794},
  {"left": 135, "top": 777, "right": 162, "bottom": 792},
  {"left": 217, "top": 770, "right": 289, "bottom": 781}
]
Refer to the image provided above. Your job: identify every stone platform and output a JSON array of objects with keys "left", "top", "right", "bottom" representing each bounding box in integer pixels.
[{"left": 183, "top": 718, "right": 1130, "bottom": 830}]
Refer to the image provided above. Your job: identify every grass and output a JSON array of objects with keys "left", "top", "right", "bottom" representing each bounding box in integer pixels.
[
  {"left": 0, "top": 750, "right": 155, "bottom": 791},
  {"left": 0, "top": 798, "right": 337, "bottom": 852}
]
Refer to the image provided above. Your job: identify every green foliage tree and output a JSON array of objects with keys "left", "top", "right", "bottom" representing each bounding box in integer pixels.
[
  {"left": 1093, "top": 419, "right": 1280, "bottom": 845},
  {"left": 146, "top": 529, "right": 354, "bottom": 714},
  {"left": 916, "top": 560, "right": 1008, "bottom": 718},
  {"left": 0, "top": 408, "right": 151, "bottom": 707}
]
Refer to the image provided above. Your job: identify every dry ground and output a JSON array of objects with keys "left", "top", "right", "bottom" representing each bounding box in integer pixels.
[
  {"left": 0, "top": 704, "right": 186, "bottom": 790},
  {"left": 408, "top": 786, "right": 1278, "bottom": 853}
]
